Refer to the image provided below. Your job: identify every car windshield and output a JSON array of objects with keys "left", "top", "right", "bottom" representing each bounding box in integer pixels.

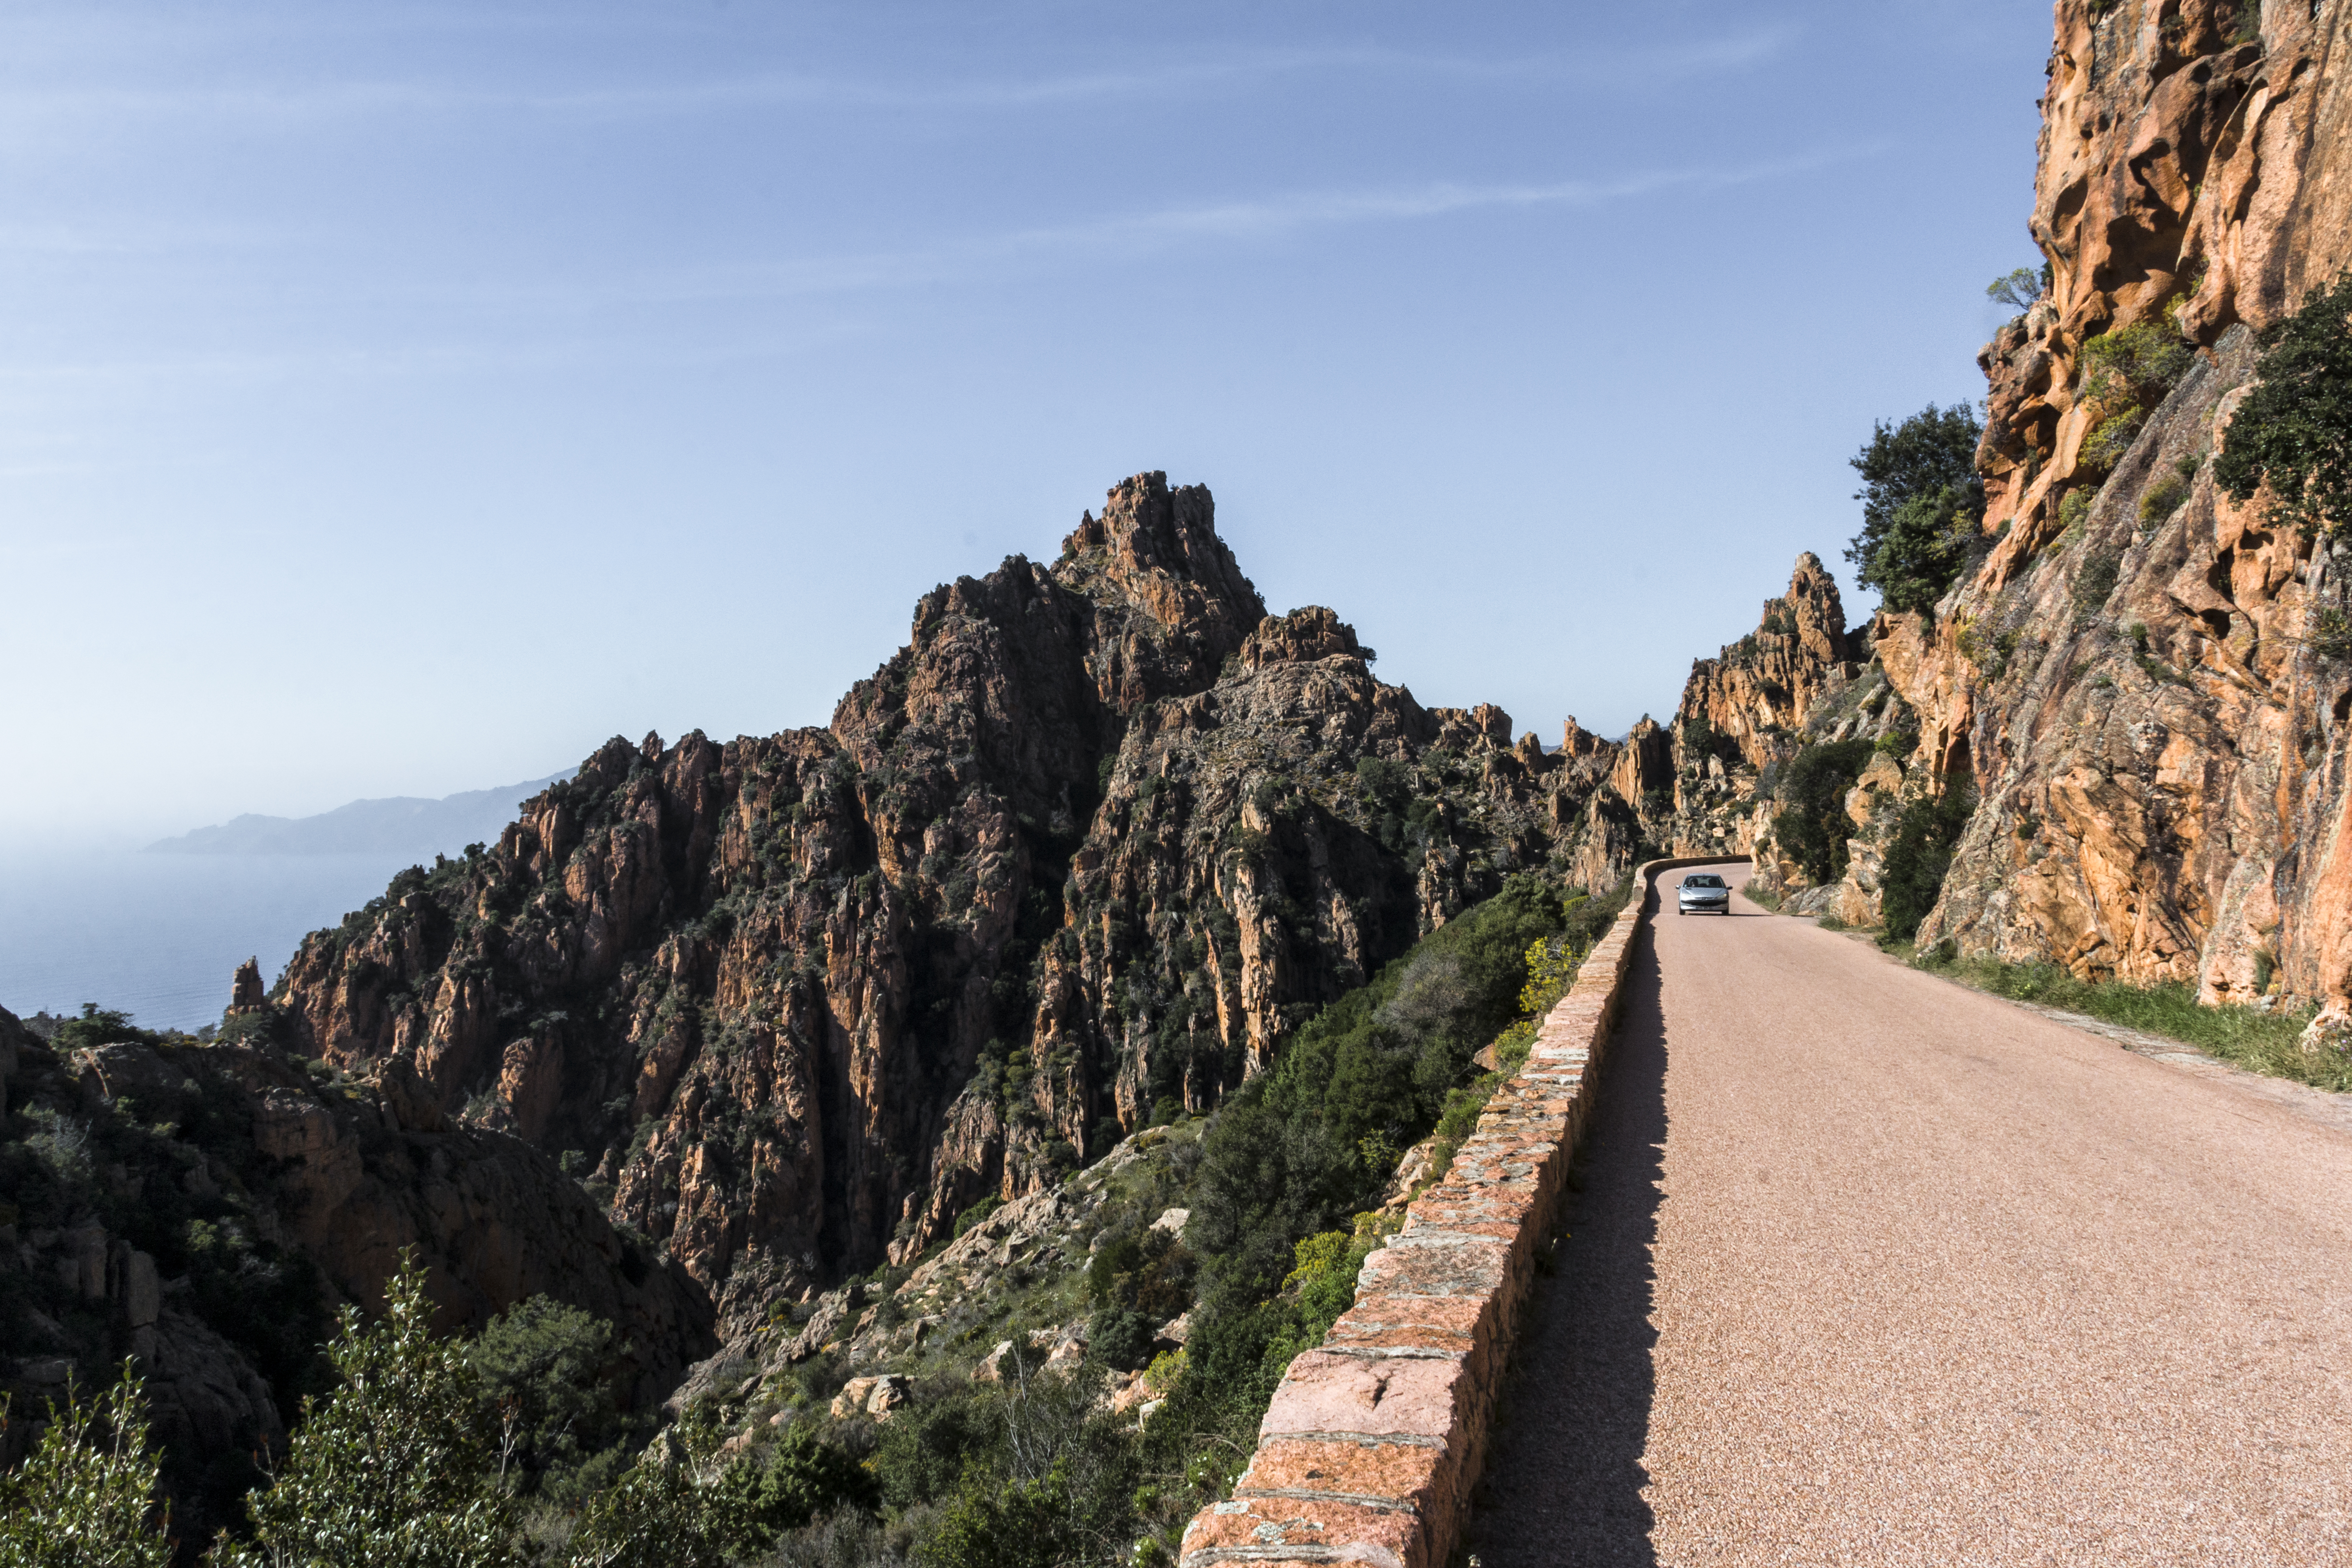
[{"left": 1684, "top": 875, "right": 1724, "bottom": 888}]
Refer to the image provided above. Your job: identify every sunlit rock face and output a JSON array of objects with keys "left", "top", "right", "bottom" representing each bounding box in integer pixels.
[
  {"left": 272, "top": 471, "right": 1647, "bottom": 1337},
  {"left": 1829, "top": 2, "right": 2352, "bottom": 1009}
]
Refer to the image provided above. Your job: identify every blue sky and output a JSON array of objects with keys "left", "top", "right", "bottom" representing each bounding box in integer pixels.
[{"left": 0, "top": 1, "right": 2055, "bottom": 845}]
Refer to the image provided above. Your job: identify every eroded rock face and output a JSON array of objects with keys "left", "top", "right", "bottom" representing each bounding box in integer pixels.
[
  {"left": 1980, "top": 0, "right": 2352, "bottom": 555},
  {"left": 266, "top": 472, "right": 1643, "bottom": 1338},
  {"left": 1859, "top": 1, "right": 2352, "bottom": 1007},
  {"left": 1650, "top": 554, "right": 1870, "bottom": 865}
]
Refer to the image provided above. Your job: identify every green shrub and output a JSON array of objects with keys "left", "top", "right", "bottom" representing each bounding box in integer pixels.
[
  {"left": 1770, "top": 740, "right": 1875, "bottom": 883},
  {"left": 2309, "top": 605, "right": 2352, "bottom": 662},
  {"left": 918, "top": 1468, "right": 1074, "bottom": 1568},
  {"left": 562, "top": 1437, "right": 726, "bottom": 1568},
  {"left": 2139, "top": 473, "right": 2189, "bottom": 524},
  {"left": 1192, "top": 875, "right": 1571, "bottom": 1244},
  {"left": 2081, "top": 321, "right": 2193, "bottom": 412},
  {"left": 1874, "top": 485, "right": 1981, "bottom": 613},
  {"left": 714, "top": 1424, "right": 881, "bottom": 1552},
  {"left": 1879, "top": 786, "right": 1976, "bottom": 943},
  {"left": 867, "top": 1362, "right": 1130, "bottom": 1568},
  {"left": 0, "top": 1366, "right": 171, "bottom": 1566},
  {"left": 1844, "top": 404, "right": 1985, "bottom": 614},
  {"left": 2057, "top": 486, "right": 2094, "bottom": 537},
  {"left": 470, "top": 1294, "right": 629, "bottom": 1491},
  {"left": 869, "top": 1389, "right": 997, "bottom": 1514},
  {"left": 1678, "top": 713, "right": 1720, "bottom": 766},
  {"left": 2069, "top": 320, "right": 2193, "bottom": 478},
  {"left": 1280, "top": 1227, "right": 1384, "bottom": 1345},
  {"left": 2074, "top": 550, "right": 2123, "bottom": 612},
  {"left": 1353, "top": 756, "right": 1410, "bottom": 806},
  {"left": 2079, "top": 407, "right": 2146, "bottom": 472},
  {"left": 1086, "top": 1225, "right": 1193, "bottom": 1324},
  {"left": 214, "top": 1253, "right": 520, "bottom": 1568},
  {"left": 2217, "top": 270, "right": 2352, "bottom": 532},
  {"left": 1087, "top": 1308, "right": 1156, "bottom": 1372},
  {"left": 51, "top": 1003, "right": 172, "bottom": 1053}
]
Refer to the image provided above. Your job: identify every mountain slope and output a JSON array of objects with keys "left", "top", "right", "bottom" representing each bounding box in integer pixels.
[{"left": 254, "top": 473, "right": 1646, "bottom": 1339}]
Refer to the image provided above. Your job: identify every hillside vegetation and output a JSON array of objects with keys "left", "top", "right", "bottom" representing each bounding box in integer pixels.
[{"left": 4, "top": 875, "right": 1615, "bottom": 1566}]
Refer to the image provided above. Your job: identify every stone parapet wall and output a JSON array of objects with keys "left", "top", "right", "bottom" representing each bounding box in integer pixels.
[{"left": 1178, "top": 857, "right": 1737, "bottom": 1568}]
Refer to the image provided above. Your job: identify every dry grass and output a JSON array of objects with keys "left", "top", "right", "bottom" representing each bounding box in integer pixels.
[{"left": 1914, "top": 950, "right": 2350, "bottom": 1094}]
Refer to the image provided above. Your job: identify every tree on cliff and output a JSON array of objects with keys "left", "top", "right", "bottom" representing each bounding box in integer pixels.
[
  {"left": 1985, "top": 266, "right": 2043, "bottom": 312},
  {"left": 2219, "top": 270, "right": 2352, "bottom": 534},
  {"left": 1844, "top": 404, "right": 1984, "bottom": 616}
]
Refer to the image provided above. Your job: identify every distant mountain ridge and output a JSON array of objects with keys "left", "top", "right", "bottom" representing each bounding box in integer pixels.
[{"left": 147, "top": 772, "right": 573, "bottom": 857}]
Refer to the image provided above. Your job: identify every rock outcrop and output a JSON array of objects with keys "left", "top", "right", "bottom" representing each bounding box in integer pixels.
[
  {"left": 260, "top": 473, "right": 1652, "bottom": 1345},
  {"left": 1635, "top": 553, "right": 1874, "bottom": 870},
  {"left": 1843, "top": 0, "right": 2352, "bottom": 1014}
]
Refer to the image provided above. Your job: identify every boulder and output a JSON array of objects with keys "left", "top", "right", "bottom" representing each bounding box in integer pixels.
[
  {"left": 830, "top": 1377, "right": 878, "bottom": 1418},
  {"left": 865, "top": 1375, "right": 911, "bottom": 1419},
  {"left": 1152, "top": 1311, "right": 1191, "bottom": 1353},
  {"left": 828, "top": 1374, "right": 909, "bottom": 1420}
]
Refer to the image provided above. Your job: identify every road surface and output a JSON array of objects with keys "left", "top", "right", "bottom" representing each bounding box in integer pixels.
[{"left": 1468, "top": 864, "right": 2352, "bottom": 1566}]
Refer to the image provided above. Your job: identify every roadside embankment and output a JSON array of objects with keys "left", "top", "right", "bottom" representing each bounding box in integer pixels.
[{"left": 1178, "top": 858, "right": 1739, "bottom": 1568}]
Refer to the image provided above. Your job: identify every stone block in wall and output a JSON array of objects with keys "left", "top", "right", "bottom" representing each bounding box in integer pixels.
[{"left": 1259, "top": 1350, "right": 1472, "bottom": 1446}]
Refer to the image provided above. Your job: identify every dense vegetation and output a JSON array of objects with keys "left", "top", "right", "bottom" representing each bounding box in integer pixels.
[
  {"left": 2218, "top": 269, "right": 2352, "bottom": 533},
  {"left": 2, "top": 1261, "right": 880, "bottom": 1568},
  {"left": 1843, "top": 404, "right": 1985, "bottom": 615},
  {"left": 1769, "top": 740, "right": 1876, "bottom": 884},
  {"left": 1877, "top": 784, "right": 1975, "bottom": 943},
  {"left": 3, "top": 876, "right": 1619, "bottom": 1567}
]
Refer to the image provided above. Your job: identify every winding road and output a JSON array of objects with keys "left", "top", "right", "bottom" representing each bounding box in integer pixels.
[{"left": 1468, "top": 863, "right": 2352, "bottom": 1566}]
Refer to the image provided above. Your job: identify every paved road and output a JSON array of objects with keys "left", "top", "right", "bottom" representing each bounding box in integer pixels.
[{"left": 1469, "top": 864, "right": 2352, "bottom": 1566}]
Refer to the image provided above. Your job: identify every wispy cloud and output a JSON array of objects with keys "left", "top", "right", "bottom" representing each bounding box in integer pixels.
[
  {"left": 0, "top": 144, "right": 1868, "bottom": 386},
  {"left": 446, "top": 146, "right": 1871, "bottom": 310},
  {"left": 0, "top": 27, "right": 1798, "bottom": 129}
]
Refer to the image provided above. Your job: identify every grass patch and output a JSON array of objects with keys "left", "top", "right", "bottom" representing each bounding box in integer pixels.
[{"left": 1913, "top": 949, "right": 2345, "bottom": 1092}]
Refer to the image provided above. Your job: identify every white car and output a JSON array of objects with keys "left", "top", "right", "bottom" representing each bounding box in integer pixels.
[{"left": 1676, "top": 873, "right": 1731, "bottom": 915}]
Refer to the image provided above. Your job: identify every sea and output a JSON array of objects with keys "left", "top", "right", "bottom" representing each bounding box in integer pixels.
[{"left": 0, "top": 846, "right": 423, "bottom": 1032}]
